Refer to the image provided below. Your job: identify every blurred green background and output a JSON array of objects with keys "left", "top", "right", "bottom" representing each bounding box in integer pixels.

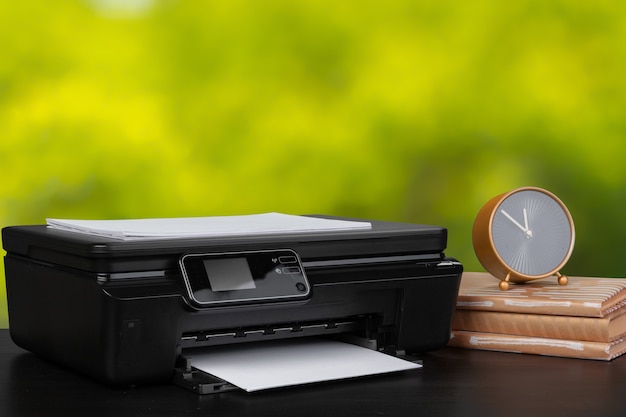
[{"left": 2, "top": 0, "right": 626, "bottom": 328}]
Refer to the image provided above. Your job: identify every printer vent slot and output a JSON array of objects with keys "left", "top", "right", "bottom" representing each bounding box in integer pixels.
[{"left": 180, "top": 318, "right": 364, "bottom": 349}]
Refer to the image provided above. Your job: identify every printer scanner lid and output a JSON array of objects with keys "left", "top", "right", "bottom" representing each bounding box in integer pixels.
[{"left": 2, "top": 215, "right": 448, "bottom": 273}]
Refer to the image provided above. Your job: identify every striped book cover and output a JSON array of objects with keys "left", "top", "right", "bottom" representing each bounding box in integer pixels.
[
  {"left": 456, "top": 272, "right": 626, "bottom": 318},
  {"left": 448, "top": 330, "right": 626, "bottom": 361}
]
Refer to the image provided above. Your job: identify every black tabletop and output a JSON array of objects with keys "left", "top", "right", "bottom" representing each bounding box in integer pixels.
[{"left": 1, "top": 329, "right": 625, "bottom": 417}]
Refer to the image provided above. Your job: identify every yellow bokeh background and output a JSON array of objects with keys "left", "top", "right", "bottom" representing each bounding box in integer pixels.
[{"left": 3, "top": 0, "right": 626, "bottom": 327}]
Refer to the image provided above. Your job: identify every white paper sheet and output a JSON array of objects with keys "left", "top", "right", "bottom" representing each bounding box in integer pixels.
[
  {"left": 189, "top": 338, "right": 422, "bottom": 392},
  {"left": 45, "top": 213, "right": 371, "bottom": 240}
]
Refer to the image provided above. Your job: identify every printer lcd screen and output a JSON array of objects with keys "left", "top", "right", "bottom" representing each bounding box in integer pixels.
[
  {"left": 203, "top": 258, "right": 257, "bottom": 292},
  {"left": 180, "top": 249, "right": 311, "bottom": 307}
]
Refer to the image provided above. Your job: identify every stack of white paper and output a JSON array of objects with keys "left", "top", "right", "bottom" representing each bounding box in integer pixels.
[
  {"left": 189, "top": 338, "right": 422, "bottom": 392},
  {"left": 46, "top": 213, "right": 371, "bottom": 240}
]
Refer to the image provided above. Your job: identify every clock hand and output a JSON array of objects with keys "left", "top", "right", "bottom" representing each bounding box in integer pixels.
[
  {"left": 522, "top": 208, "right": 533, "bottom": 237},
  {"left": 523, "top": 208, "right": 529, "bottom": 231},
  {"left": 500, "top": 209, "right": 527, "bottom": 233}
]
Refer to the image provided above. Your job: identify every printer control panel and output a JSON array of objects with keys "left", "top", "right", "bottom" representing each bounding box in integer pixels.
[{"left": 179, "top": 249, "right": 311, "bottom": 308}]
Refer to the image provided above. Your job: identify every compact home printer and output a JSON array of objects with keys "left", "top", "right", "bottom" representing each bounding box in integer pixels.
[{"left": 2, "top": 215, "right": 463, "bottom": 393}]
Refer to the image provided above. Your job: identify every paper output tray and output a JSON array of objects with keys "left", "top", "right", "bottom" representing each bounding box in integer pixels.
[{"left": 173, "top": 336, "right": 424, "bottom": 394}]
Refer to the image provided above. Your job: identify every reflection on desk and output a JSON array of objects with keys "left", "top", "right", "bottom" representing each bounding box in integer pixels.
[{"left": 1, "top": 329, "right": 626, "bottom": 417}]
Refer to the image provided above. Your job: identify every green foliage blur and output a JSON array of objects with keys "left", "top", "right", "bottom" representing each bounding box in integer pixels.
[{"left": 3, "top": 0, "right": 626, "bottom": 327}]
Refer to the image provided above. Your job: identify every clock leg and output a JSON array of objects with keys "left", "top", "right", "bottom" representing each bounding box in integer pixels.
[
  {"left": 499, "top": 273, "right": 511, "bottom": 291},
  {"left": 556, "top": 271, "right": 568, "bottom": 286}
]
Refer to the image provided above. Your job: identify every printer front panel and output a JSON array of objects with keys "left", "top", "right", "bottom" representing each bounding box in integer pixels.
[
  {"left": 5, "top": 247, "right": 462, "bottom": 388},
  {"left": 176, "top": 258, "right": 463, "bottom": 357}
]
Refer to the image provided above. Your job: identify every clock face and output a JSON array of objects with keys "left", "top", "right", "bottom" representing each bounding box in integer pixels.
[{"left": 491, "top": 189, "right": 574, "bottom": 277}]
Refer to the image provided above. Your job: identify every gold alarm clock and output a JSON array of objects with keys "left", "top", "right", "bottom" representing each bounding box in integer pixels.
[{"left": 472, "top": 187, "right": 575, "bottom": 290}]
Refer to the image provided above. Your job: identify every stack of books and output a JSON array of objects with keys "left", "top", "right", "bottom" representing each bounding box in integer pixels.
[{"left": 447, "top": 272, "right": 626, "bottom": 360}]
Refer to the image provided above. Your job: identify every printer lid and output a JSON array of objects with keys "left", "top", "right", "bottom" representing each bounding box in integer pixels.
[{"left": 2, "top": 215, "right": 448, "bottom": 273}]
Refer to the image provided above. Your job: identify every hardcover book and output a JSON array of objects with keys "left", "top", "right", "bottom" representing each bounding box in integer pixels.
[
  {"left": 456, "top": 272, "right": 626, "bottom": 318},
  {"left": 451, "top": 308, "right": 626, "bottom": 342},
  {"left": 448, "top": 330, "right": 626, "bottom": 361}
]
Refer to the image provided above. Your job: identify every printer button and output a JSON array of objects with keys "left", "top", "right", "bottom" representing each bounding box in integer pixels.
[
  {"left": 279, "top": 256, "right": 298, "bottom": 264},
  {"left": 282, "top": 266, "right": 301, "bottom": 274},
  {"left": 296, "top": 282, "right": 307, "bottom": 292}
]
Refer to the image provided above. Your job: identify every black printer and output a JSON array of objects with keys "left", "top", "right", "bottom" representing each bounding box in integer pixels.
[{"left": 2, "top": 215, "right": 462, "bottom": 393}]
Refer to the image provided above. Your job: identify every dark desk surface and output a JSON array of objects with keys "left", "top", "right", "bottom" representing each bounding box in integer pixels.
[{"left": 1, "top": 329, "right": 625, "bottom": 417}]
